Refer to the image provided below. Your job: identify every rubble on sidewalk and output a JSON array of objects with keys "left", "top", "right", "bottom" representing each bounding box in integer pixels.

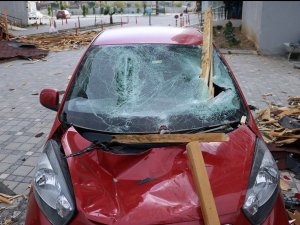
[
  {"left": 16, "top": 30, "right": 99, "bottom": 52},
  {"left": 256, "top": 96, "right": 300, "bottom": 147},
  {"left": 0, "top": 40, "right": 48, "bottom": 61}
]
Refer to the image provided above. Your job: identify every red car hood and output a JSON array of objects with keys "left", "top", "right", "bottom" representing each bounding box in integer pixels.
[{"left": 62, "top": 125, "right": 256, "bottom": 225}]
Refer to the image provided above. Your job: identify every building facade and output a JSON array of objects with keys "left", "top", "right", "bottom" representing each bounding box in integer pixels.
[
  {"left": 242, "top": 1, "right": 300, "bottom": 55},
  {"left": 0, "top": 1, "right": 28, "bottom": 26}
]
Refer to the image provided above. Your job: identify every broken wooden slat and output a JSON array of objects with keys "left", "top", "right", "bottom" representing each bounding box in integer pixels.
[
  {"left": 186, "top": 141, "right": 221, "bottom": 225},
  {"left": 112, "top": 133, "right": 229, "bottom": 144},
  {"left": 277, "top": 109, "right": 300, "bottom": 119}
]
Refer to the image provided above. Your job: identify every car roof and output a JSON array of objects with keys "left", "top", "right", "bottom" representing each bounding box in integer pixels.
[{"left": 93, "top": 26, "right": 203, "bottom": 46}]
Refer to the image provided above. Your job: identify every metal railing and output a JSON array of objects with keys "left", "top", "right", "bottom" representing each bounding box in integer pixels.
[{"left": 0, "top": 13, "right": 23, "bottom": 27}]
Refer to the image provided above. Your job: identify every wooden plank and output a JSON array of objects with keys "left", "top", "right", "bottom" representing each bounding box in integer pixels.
[
  {"left": 201, "top": 7, "right": 214, "bottom": 96},
  {"left": 112, "top": 133, "right": 229, "bottom": 144},
  {"left": 186, "top": 141, "right": 221, "bottom": 225}
]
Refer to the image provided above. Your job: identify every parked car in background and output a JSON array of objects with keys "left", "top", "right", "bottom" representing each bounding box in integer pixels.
[
  {"left": 56, "top": 10, "right": 71, "bottom": 19},
  {"left": 28, "top": 11, "right": 44, "bottom": 20},
  {"left": 25, "top": 27, "right": 289, "bottom": 225}
]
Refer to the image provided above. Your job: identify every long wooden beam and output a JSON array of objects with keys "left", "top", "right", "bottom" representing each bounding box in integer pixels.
[
  {"left": 201, "top": 7, "right": 214, "bottom": 96},
  {"left": 112, "top": 133, "right": 228, "bottom": 143},
  {"left": 186, "top": 141, "right": 221, "bottom": 225}
]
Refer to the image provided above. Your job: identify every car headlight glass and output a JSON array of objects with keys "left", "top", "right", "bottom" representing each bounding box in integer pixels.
[
  {"left": 34, "top": 140, "right": 75, "bottom": 225},
  {"left": 242, "top": 138, "right": 279, "bottom": 224}
]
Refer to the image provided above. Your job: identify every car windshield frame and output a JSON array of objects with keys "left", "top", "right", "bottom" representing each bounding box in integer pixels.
[{"left": 60, "top": 44, "right": 247, "bottom": 134}]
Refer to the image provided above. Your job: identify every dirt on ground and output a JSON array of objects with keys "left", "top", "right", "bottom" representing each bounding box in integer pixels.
[{"left": 213, "top": 26, "right": 256, "bottom": 50}]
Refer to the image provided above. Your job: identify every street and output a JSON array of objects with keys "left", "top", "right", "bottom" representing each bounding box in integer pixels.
[{"left": 13, "top": 13, "right": 200, "bottom": 36}]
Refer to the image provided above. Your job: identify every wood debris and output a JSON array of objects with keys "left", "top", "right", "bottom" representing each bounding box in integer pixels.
[
  {"left": 0, "top": 193, "right": 23, "bottom": 205},
  {"left": 16, "top": 31, "right": 100, "bottom": 52},
  {"left": 256, "top": 97, "right": 300, "bottom": 146},
  {"left": 201, "top": 7, "right": 214, "bottom": 96},
  {"left": 287, "top": 210, "right": 300, "bottom": 225}
]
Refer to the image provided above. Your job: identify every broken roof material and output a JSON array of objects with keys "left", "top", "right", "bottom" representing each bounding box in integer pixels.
[
  {"left": 0, "top": 40, "right": 48, "bottom": 61},
  {"left": 256, "top": 96, "right": 300, "bottom": 148},
  {"left": 16, "top": 30, "right": 99, "bottom": 52}
]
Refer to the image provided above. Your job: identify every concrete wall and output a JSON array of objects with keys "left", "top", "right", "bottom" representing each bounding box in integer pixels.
[
  {"left": 242, "top": 1, "right": 300, "bottom": 55},
  {"left": 241, "top": 1, "right": 263, "bottom": 50},
  {"left": 259, "top": 1, "right": 300, "bottom": 55},
  {"left": 0, "top": 1, "right": 28, "bottom": 26}
]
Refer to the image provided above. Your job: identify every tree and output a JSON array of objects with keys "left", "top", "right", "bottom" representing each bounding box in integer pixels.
[
  {"left": 174, "top": 1, "right": 183, "bottom": 8},
  {"left": 51, "top": 2, "right": 59, "bottom": 9},
  {"left": 88, "top": 2, "right": 96, "bottom": 9},
  {"left": 48, "top": 6, "right": 51, "bottom": 16},
  {"left": 59, "top": 1, "right": 65, "bottom": 10},
  {"left": 82, "top": 5, "right": 87, "bottom": 17},
  {"left": 113, "top": 1, "right": 126, "bottom": 9},
  {"left": 93, "top": 6, "right": 96, "bottom": 15},
  {"left": 143, "top": 2, "right": 147, "bottom": 15},
  {"left": 135, "top": 1, "right": 142, "bottom": 9}
]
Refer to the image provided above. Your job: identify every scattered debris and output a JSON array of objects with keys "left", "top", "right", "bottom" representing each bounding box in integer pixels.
[
  {"left": 280, "top": 178, "right": 291, "bottom": 191},
  {"left": 0, "top": 40, "right": 48, "bottom": 61},
  {"left": 34, "top": 132, "right": 44, "bottom": 138},
  {"left": 16, "top": 30, "right": 100, "bottom": 52},
  {"left": 256, "top": 97, "right": 300, "bottom": 147},
  {"left": 262, "top": 92, "right": 273, "bottom": 97},
  {"left": 0, "top": 193, "right": 23, "bottom": 205}
]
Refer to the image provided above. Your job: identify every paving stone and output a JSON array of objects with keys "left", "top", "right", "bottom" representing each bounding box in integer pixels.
[
  {"left": 22, "top": 157, "right": 39, "bottom": 167},
  {"left": 0, "top": 162, "right": 10, "bottom": 173},
  {"left": 14, "top": 136, "right": 31, "bottom": 143},
  {"left": 13, "top": 182, "right": 30, "bottom": 195},
  {"left": 0, "top": 173, "right": 9, "bottom": 179},
  {"left": 6, "top": 174, "right": 17, "bottom": 181},
  {"left": 0, "top": 153, "right": 8, "bottom": 161},
  {"left": 3, "top": 180, "right": 19, "bottom": 190},
  {"left": 0, "top": 135, "right": 11, "bottom": 143},
  {"left": 17, "top": 143, "right": 36, "bottom": 151},
  {"left": 2, "top": 154, "right": 21, "bottom": 164},
  {"left": 5, "top": 142, "right": 21, "bottom": 150},
  {"left": 12, "top": 166, "right": 34, "bottom": 176}
]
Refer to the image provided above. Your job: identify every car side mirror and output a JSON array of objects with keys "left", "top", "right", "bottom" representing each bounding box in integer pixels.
[{"left": 40, "top": 89, "right": 60, "bottom": 111}]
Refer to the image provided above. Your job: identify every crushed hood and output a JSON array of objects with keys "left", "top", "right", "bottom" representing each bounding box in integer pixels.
[{"left": 62, "top": 125, "right": 256, "bottom": 225}]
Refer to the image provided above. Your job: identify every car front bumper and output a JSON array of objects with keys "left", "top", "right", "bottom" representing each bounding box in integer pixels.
[{"left": 25, "top": 188, "right": 289, "bottom": 225}]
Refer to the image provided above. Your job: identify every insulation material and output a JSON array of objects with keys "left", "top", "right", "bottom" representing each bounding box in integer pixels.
[{"left": 65, "top": 45, "right": 244, "bottom": 133}]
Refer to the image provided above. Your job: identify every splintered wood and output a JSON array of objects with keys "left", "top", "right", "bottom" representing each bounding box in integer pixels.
[
  {"left": 201, "top": 7, "right": 214, "bottom": 96},
  {"left": 16, "top": 31, "right": 99, "bottom": 52},
  {"left": 0, "top": 193, "right": 24, "bottom": 204},
  {"left": 256, "top": 97, "right": 300, "bottom": 146}
]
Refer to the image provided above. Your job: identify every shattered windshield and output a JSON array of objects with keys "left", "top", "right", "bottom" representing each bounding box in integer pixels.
[{"left": 61, "top": 44, "right": 246, "bottom": 133}]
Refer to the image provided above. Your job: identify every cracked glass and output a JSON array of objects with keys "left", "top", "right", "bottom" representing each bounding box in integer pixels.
[{"left": 61, "top": 44, "right": 246, "bottom": 133}]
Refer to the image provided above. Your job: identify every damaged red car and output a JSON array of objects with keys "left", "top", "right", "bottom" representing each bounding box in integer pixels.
[{"left": 25, "top": 27, "right": 289, "bottom": 225}]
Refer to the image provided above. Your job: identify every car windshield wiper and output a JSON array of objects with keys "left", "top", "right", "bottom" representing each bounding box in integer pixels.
[
  {"left": 176, "top": 120, "right": 241, "bottom": 134},
  {"left": 64, "top": 140, "right": 111, "bottom": 158}
]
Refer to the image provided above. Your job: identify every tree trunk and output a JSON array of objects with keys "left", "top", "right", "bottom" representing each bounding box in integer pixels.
[{"left": 110, "top": 14, "right": 113, "bottom": 24}]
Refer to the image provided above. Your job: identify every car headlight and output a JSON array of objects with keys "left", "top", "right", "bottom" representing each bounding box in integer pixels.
[
  {"left": 242, "top": 138, "right": 279, "bottom": 225},
  {"left": 34, "top": 140, "right": 75, "bottom": 225}
]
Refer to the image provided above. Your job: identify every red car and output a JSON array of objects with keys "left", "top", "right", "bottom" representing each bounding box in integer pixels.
[
  {"left": 25, "top": 27, "right": 289, "bottom": 225},
  {"left": 56, "top": 10, "right": 71, "bottom": 19}
]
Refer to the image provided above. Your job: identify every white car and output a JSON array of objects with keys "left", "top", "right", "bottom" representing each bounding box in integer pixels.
[{"left": 28, "top": 11, "right": 44, "bottom": 20}]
